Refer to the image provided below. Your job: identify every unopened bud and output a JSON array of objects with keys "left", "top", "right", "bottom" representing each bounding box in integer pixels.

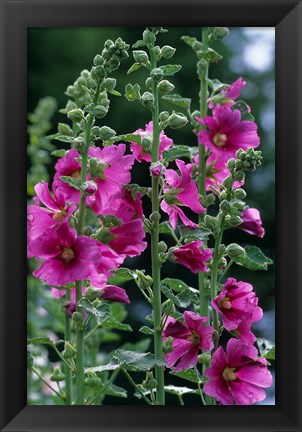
[
  {"left": 141, "top": 92, "right": 154, "bottom": 108},
  {"left": 98, "top": 126, "right": 116, "bottom": 140},
  {"left": 226, "top": 243, "right": 245, "bottom": 258},
  {"left": 161, "top": 45, "right": 176, "bottom": 59},
  {"left": 227, "top": 158, "right": 236, "bottom": 171},
  {"left": 50, "top": 367, "right": 65, "bottom": 382},
  {"left": 234, "top": 188, "right": 246, "bottom": 200},
  {"left": 93, "top": 54, "right": 104, "bottom": 66},
  {"left": 205, "top": 215, "right": 218, "bottom": 231},
  {"left": 163, "top": 336, "right": 174, "bottom": 354},
  {"left": 168, "top": 113, "right": 188, "bottom": 129},
  {"left": 133, "top": 50, "right": 149, "bottom": 65},
  {"left": 158, "top": 80, "right": 175, "bottom": 94},
  {"left": 150, "top": 211, "right": 161, "bottom": 223},
  {"left": 62, "top": 341, "right": 77, "bottom": 359},
  {"left": 58, "top": 123, "right": 73, "bottom": 136},
  {"left": 82, "top": 181, "right": 97, "bottom": 196},
  {"left": 234, "top": 171, "right": 245, "bottom": 182},
  {"left": 229, "top": 215, "right": 243, "bottom": 227},
  {"left": 150, "top": 162, "right": 164, "bottom": 177},
  {"left": 67, "top": 108, "right": 84, "bottom": 123},
  {"left": 150, "top": 67, "right": 164, "bottom": 81},
  {"left": 219, "top": 200, "right": 231, "bottom": 213},
  {"left": 223, "top": 175, "right": 234, "bottom": 189},
  {"left": 143, "top": 29, "right": 156, "bottom": 45}
]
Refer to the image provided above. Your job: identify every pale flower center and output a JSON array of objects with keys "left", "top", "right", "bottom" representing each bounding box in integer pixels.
[
  {"left": 222, "top": 367, "right": 237, "bottom": 381},
  {"left": 72, "top": 170, "right": 81, "bottom": 180},
  {"left": 53, "top": 210, "right": 66, "bottom": 222},
  {"left": 61, "top": 247, "right": 75, "bottom": 262},
  {"left": 213, "top": 133, "right": 228, "bottom": 147},
  {"left": 218, "top": 297, "right": 232, "bottom": 310},
  {"left": 187, "top": 330, "right": 201, "bottom": 346}
]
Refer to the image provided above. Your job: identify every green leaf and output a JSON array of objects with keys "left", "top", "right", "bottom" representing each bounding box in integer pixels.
[
  {"left": 103, "top": 382, "right": 127, "bottom": 398},
  {"left": 127, "top": 63, "right": 142, "bottom": 75},
  {"left": 161, "top": 284, "right": 198, "bottom": 308},
  {"left": 181, "top": 36, "right": 197, "bottom": 48},
  {"left": 102, "top": 316, "right": 133, "bottom": 332},
  {"left": 51, "top": 149, "right": 67, "bottom": 157},
  {"left": 120, "top": 338, "right": 151, "bottom": 353},
  {"left": 125, "top": 83, "right": 141, "bottom": 101},
  {"left": 233, "top": 246, "right": 273, "bottom": 271},
  {"left": 108, "top": 89, "right": 122, "bottom": 96},
  {"left": 124, "top": 183, "right": 150, "bottom": 200},
  {"left": 47, "top": 134, "right": 74, "bottom": 143},
  {"left": 88, "top": 359, "right": 120, "bottom": 373},
  {"left": 162, "top": 145, "right": 191, "bottom": 163},
  {"left": 164, "top": 385, "right": 197, "bottom": 396},
  {"left": 139, "top": 326, "right": 154, "bottom": 335},
  {"left": 208, "top": 78, "right": 228, "bottom": 93},
  {"left": 179, "top": 225, "right": 212, "bottom": 241},
  {"left": 160, "top": 278, "right": 189, "bottom": 293},
  {"left": 111, "top": 267, "right": 137, "bottom": 281},
  {"left": 60, "top": 175, "right": 82, "bottom": 190},
  {"left": 159, "top": 64, "right": 182, "bottom": 76},
  {"left": 98, "top": 214, "right": 122, "bottom": 228},
  {"left": 198, "top": 48, "right": 222, "bottom": 63},
  {"left": 117, "top": 133, "right": 142, "bottom": 144},
  {"left": 77, "top": 298, "right": 110, "bottom": 319},
  {"left": 114, "top": 350, "right": 166, "bottom": 372},
  {"left": 27, "top": 337, "right": 54, "bottom": 346},
  {"left": 162, "top": 94, "right": 191, "bottom": 111},
  {"left": 170, "top": 368, "right": 203, "bottom": 384},
  {"left": 159, "top": 221, "right": 175, "bottom": 237},
  {"left": 257, "top": 338, "right": 275, "bottom": 360}
]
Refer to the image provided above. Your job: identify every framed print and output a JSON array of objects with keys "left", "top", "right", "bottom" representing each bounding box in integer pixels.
[{"left": 0, "top": 0, "right": 301, "bottom": 431}]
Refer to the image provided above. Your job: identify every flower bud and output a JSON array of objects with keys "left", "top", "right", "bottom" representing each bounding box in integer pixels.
[
  {"left": 226, "top": 243, "right": 245, "bottom": 258},
  {"left": 198, "top": 353, "right": 211, "bottom": 365},
  {"left": 62, "top": 341, "right": 77, "bottom": 359},
  {"left": 98, "top": 126, "right": 116, "bottom": 140},
  {"left": 102, "top": 77, "right": 116, "bottom": 91},
  {"left": 158, "top": 241, "right": 168, "bottom": 253},
  {"left": 218, "top": 257, "right": 227, "bottom": 270},
  {"left": 143, "top": 29, "right": 156, "bottom": 44},
  {"left": 229, "top": 215, "right": 243, "bottom": 227},
  {"left": 197, "top": 59, "right": 208, "bottom": 79},
  {"left": 218, "top": 244, "right": 226, "bottom": 256},
  {"left": 158, "top": 80, "right": 175, "bottom": 94},
  {"left": 234, "top": 188, "right": 246, "bottom": 200},
  {"left": 192, "top": 41, "right": 203, "bottom": 51},
  {"left": 223, "top": 175, "right": 234, "bottom": 189},
  {"left": 227, "top": 158, "right": 236, "bottom": 171},
  {"left": 85, "top": 286, "right": 101, "bottom": 302},
  {"left": 50, "top": 367, "right": 65, "bottom": 382},
  {"left": 82, "top": 181, "right": 98, "bottom": 196},
  {"left": 72, "top": 311, "right": 83, "bottom": 323},
  {"left": 150, "top": 162, "right": 164, "bottom": 177},
  {"left": 161, "top": 45, "right": 176, "bottom": 59},
  {"left": 150, "top": 67, "right": 164, "bottom": 81},
  {"left": 141, "top": 92, "right": 154, "bottom": 108},
  {"left": 159, "top": 111, "right": 169, "bottom": 122},
  {"left": 93, "top": 65, "right": 106, "bottom": 80},
  {"left": 234, "top": 171, "right": 245, "bottom": 182},
  {"left": 150, "top": 211, "right": 161, "bottom": 223},
  {"left": 210, "top": 27, "right": 229, "bottom": 41},
  {"left": 163, "top": 336, "right": 174, "bottom": 354},
  {"left": 67, "top": 108, "right": 84, "bottom": 122},
  {"left": 58, "top": 122, "right": 73, "bottom": 136},
  {"left": 83, "top": 226, "right": 94, "bottom": 236},
  {"left": 93, "top": 105, "right": 108, "bottom": 118},
  {"left": 219, "top": 200, "right": 231, "bottom": 213},
  {"left": 142, "top": 137, "right": 152, "bottom": 152},
  {"left": 84, "top": 376, "right": 103, "bottom": 388},
  {"left": 133, "top": 50, "right": 149, "bottom": 65},
  {"left": 93, "top": 54, "right": 104, "bottom": 66},
  {"left": 205, "top": 215, "right": 218, "bottom": 231},
  {"left": 168, "top": 112, "right": 188, "bottom": 129},
  {"left": 145, "top": 77, "right": 153, "bottom": 89}
]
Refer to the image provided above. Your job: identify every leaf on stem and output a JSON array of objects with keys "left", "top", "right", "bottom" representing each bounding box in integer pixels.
[
  {"left": 162, "top": 94, "right": 191, "bottom": 111},
  {"left": 233, "top": 246, "right": 273, "bottom": 271}
]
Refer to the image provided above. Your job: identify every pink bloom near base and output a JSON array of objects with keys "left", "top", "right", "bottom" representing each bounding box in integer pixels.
[{"left": 171, "top": 240, "right": 212, "bottom": 273}]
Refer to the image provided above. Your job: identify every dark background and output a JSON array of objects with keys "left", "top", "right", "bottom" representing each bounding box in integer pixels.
[{"left": 27, "top": 27, "right": 275, "bottom": 405}]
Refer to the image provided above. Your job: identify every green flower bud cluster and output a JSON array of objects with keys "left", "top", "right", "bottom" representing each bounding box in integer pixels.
[
  {"left": 101, "top": 37, "right": 130, "bottom": 73},
  {"left": 208, "top": 27, "right": 230, "bottom": 43}
]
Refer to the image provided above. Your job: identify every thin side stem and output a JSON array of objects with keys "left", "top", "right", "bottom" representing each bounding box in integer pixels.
[
  {"left": 198, "top": 27, "right": 210, "bottom": 318},
  {"left": 32, "top": 367, "right": 64, "bottom": 400},
  {"left": 64, "top": 289, "right": 72, "bottom": 404},
  {"left": 122, "top": 370, "right": 153, "bottom": 405}
]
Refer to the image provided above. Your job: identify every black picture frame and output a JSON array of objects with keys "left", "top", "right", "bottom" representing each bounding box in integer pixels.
[{"left": 0, "top": 0, "right": 301, "bottom": 431}]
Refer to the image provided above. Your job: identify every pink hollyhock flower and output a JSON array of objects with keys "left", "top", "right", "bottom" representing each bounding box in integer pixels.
[
  {"left": 239, "top": 208, "right": 265, "bottom": 238},
  {"left": 209, "top": 77, "right": 246, "bottom": 109},
  {"left": 31, "top": 223, "right": 117, "bottom": 286},
  {"left": 89, "top": 242, "right": 124, "bottom": 286},
  {"left": 98, "top": 285, "right": 130, "bottom": 304},
  {"left": 197, "top": 104, "right": 260, "bottom": 162},
  {"left": 212, "top": 278, "right": 263, "bottom": 331},
  {"left": 163, "top": 311, "right": 214, "bottom": 372},
  {"left": 27, "top": 182, "right": 77, "bottom": 255},
  {"left": 171, "top": 240, "right": 212, "bottom": 273},
  {"left": 204, "top": 338, "right": 273, "bottom": 405},
  {"left": 232, "top": 321, "right": 257, "bottom": 345},
  {"left": 130, "top": 121, "right": 173, "bottom": 162},
  {"left": 160, "top": 159, "right": 205, "bottom": 229},
  {"left": 53, "top": 148, "right": 82, "bottom": 204}
]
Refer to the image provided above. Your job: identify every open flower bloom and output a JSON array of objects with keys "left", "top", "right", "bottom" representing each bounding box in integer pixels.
[
  {"left": 197, "top": 104, "right": 260, "bottom": 162},
  {"left": 239, "top": 208, "right": 265, "bottom": 238},
  {"left": 163, "top": 311, "right": 214, "bottom": 372},
  {"left": 27, "top": 181, "right": 77, "bottom": 256},
  {"left": 160, "top": 159, "right": 205, "bottom": 229},
  {"left": 204, "top": 338, "right": 273, "bottom": 405},
  {"left": 232, "top": 320, "right": 257, "bottom": 345},
  {"left": 52, "top": 284, "right": 129, "bottom": 306},
  {"left": 53, "top": 148, "right": 82, "bottom": 204},
  {"left": 212, "top": 278, "right": 263, "bottom": 331},
  {"left": 171, "top": 240, "right": 212, "bottom": 273},
  {"left": 130, "top": 121, "right": 173, "bottom": 162},
  {"left": 31, "top": 223, "right": 121, "bottom": 286}
]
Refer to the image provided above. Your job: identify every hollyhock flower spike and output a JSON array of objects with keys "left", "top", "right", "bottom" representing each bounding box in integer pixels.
[
  {"left": 163, "top": 311, "right": 214, "bottom": 372},
  {"left": 197, "top": 104, "right": 260, "bottom": 163},
  {"left": 27, "top": 181, "right": 77, "bottom": 254},
  {"left": 170, "top": 240, "right": 212, "bottom": 273},
  {"left": 204, "top": 338, "right": 273, "bottom": 405},
  {"left": 130, "top": 121, "right": 173, "bottom": 163},
  {"left": 212, "top": 277, "right": 263, "bottom": 331},
  {"left": 239, "top": 208, "right": 265, "bottom": 238},
  {"left": 160, "top": 159, "right": 205, "bottom": 229}
]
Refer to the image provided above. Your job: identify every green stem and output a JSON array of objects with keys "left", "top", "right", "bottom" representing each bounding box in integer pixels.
[
  {"left": 90, "top": 316, "right": 98, "bottom": 365},
  {"left": 218, "top": 258, "right": 234, "bottom": 283},
  {"left": 122, "top": 370, "right": 153, "bottom": 405},
  {"left": 198, "top": 27, "right": 210, "bottom": 318},
  {"left": 150, "top": 45, "right": 165, "bottom": 406},
  {"left": 88, "top": 368, "right": 120, "bottom": 405},
  {"left": 64, "top": 290, "right": 72, "bottom": 404}
]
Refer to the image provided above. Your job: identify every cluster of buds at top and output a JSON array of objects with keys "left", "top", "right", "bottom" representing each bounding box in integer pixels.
[{"left": 227, "top": 148, "right": 263, "bottom": 182}]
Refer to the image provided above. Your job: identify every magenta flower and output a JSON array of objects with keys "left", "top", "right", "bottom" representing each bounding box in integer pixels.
[
  {"left": 232, "top": 321, "right": 257, "bottom": 345},
  {"left": 171, "top": 240, "right": 212, "bottom": 273},
  {"left": 209, "top": 77, "right": 247, "bottom": 109},
  {"left": 98, "top": 285, "right": 130, "bottom": 304},
  {"left": 160, "top": 159, "right": 205, "bottom": 229},
  {"left": 53, "top": 148, "right": 82, "bottom": 204},
  {"left": 89, "top": 242, "right": 124, "bottom": 286},
  {"left": 163, "top": 311, "right": 214, "bottom": 372},
  {"left": 197, "top": 104, "right": 260, "bottom": 162},
  {"left": 204, "top": 338, "right": 273, "bottom": 405},
  {"left": 27, "top": 182, "right": 77, "bottom": 254},
  {"left": 212, "top": 278, "right": 263, "bottom": 331},
  {"left": 31, "top": 223, "right": 117, "bottom": 286},
  {"left": 130, "top": 121, "right": 173, "bottom": 162},
  {"left": 239, "top": 208, "right": 265, "bottom": 238}
]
